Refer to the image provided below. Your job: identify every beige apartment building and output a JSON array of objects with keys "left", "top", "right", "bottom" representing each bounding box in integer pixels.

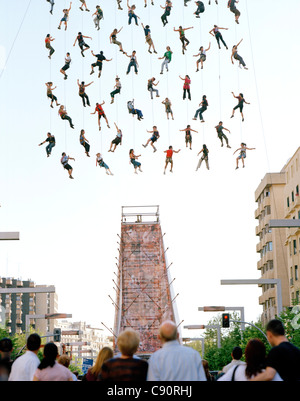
[{"left": 255, "top": 147, "right": 300, "bottom": 325}]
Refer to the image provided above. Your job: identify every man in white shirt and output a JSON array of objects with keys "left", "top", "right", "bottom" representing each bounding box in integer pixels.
[
  {"left": 147, "top": 320, "right": 207, "bottom": 381},
  {"left": 9, "top": 333, "right": 41, "bottom": 381},
  {"left": 221, "top": 346, "right": 245, "bottom": 374}
]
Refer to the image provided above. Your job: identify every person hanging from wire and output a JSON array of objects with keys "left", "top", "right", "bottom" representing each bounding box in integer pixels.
[
  {"left": 39, "top": 132, "right": 56, "bottom": 158},
  {"left": 117, "top": 0, "right": 123, "bottom": 10},
  {"left": 60, "top": 52, "right": 71, "bottom": 80},
  {"left": 73, "top": 32, "right": 92, "bottom": 57},
  {"left": 194, "top": 1, "right": 205, "bottom": 18},
  {"left": 162, "top": 98, "right": 174, "bottom": 120},
  {"left": 179, "top": 75, "right": 191, "bottom": 101},
  {"left": 46, "top": 0, "right": 55, "bottom": 15},
  {"left": 164, "top": 146, "right": 180, "bottom": 174},
  {"left": 147, "top": 77, "right": 160, "bottom": 99},
  {"left": 184, "top": 0, "right": 191, "bottom": 6},
  {"left": 127, "top": 2, "right": 140, "bottom": 25},
  {"left": 110, "top": 28, "right": 125, "bottom": 54},
  {"left": 215, "top": 121, "right": 231, "bottom": 148},
  {"left": 228, "top": 0, "right": 240, "bottom": 24},
  {"left": 143, "top": 126, "right": 160, "bottom": 152},
  {"left": 231, "top": 92, "right": 250, "bottom": 122},
  {"left": 90, "top": 50, "right": 112, "bottom": 78},
  {"left": 96, "top": 153, "right": 114, "bottom": 175},
  {"left": 179, "top": 125, "right": 198, "bottom": 150},
  {"left": 125, "top": 50, "right": 139, "bottom": 75},
  {"left": 144, "top": 0, "right": 154, "bottom": 7},
  {"left": 174, "top": 26, "right": 193, "bottom": 55},
  {"left": 209, "top": 25, "right": 228, "bottom": 50},
  {"left": 91, "top": 101, "right": 110, "bottom": 130},
  {"left": 129, "top": 149, "right": 143, "bottom": 174},
  {"left": 61, "top": 152, "right": 75, "bottom": 179},
  {"left": 79, "top": 129, "right": 90, "bottom": 157},
  {"left": 45, "top": 34, "right": 55, "bottom": 59},
  {"left": 46, "top": 82, "right": 60, "bottom": 108},
  {"left": 127, "top": 99, "right": 144, "bottom": 121},
  {"left": 231, "top": 39, "right": 248, "bottom": 69},
  {"left": 159, "top": 46, "right": 173, "bottom": 74},
  {"left": 109, "top": 123, "right": 122, "bottom": 152},
  {"left": 77, "top": 80, "right": 93, "bottom": 107},
  {"left": 58, "top": 105, "right": 74, "bottom": 128},
  {"left": 141, "top": 23, "right": 157, "bottom": 54},
  {"left": 196, "top": 144, "right": 209, "bottom": 170},
  {"left": 110, "top": 76, "right": 121, "bottom": 104},
  {"left": 208, "top": 0, "right": 218, "bottom": 4},
  {"left": 93, "top": 5, "right": 103, "bottom": 30},
  {"left": 194, "top": 43, "right": 210, "bottom": 71},
  {"left": 233, "top": 143, "right": 255, "bottom": 169},
  {"left": 193, "top": 95, "right": 208, "bottom": 122},
  {"left": 58, "top": 2, "right": 72, "bottom": 30},
  {"left": 79, "top": 0, "right": 90, "bottom": 12},
  {"left": 161, "top": 1, "right": 172, "bottom": 26}
]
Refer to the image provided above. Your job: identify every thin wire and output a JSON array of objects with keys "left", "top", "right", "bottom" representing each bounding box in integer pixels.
[
  {"left": 182, "top": 2, "right": 189, "bottom": 123},
  {"left": 63, "top": 0, "right": 67, "bottom": 151},
  {"left": 165, "top": 25, "right": 170, "bottom": 145},
  {"left": 199, "top": 19, "right": 205, "bottom": 142},
  {"left": 234, "top": 21, "right": 243, "bottom": 141}
]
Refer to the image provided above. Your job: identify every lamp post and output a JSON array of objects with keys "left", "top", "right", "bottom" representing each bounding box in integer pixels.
[
  {"left": 183, "top": 324, "right": 221, "bottom": 348},
  {"left": 198, "top": 306, "right": 245, "bottom": 331}
]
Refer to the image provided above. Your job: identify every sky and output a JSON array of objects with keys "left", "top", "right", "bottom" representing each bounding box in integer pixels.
[{"left": 1, "top": 0, "right": 300, "bottom": 341}]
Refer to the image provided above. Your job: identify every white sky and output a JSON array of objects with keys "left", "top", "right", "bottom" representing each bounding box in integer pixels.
[{"left": 1, "top": 0, "right": 300, "bottom": 339}]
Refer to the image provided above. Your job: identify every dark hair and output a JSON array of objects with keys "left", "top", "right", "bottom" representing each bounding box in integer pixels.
[
  {"left": 145, "top": 25, "right": 149, "bottom": 29},
  {"left": 245, "top": 339, "right": 266, "bottom": 379},
  {"left": 203, "top": 144, "right": 207, "bottom": 150},
  {"left": 169, "top": 146, "right": 172, "bottom": 149},
  {"left": 0, "top": 338, "right": 13, "bottom": 353},
  {"left": 266, "top": 319, "right": 285, "bottom": 336},
  {"left": 38, "top": 342, "right": 58, "bottom": 370},
  {"left": 27, "top": 333, "right": 41, "bottom": 352},
  {"left": 232, "top": 346, "right": 243, "bottom": 360}
]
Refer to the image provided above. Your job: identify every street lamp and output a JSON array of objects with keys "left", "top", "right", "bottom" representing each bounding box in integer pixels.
[{"left": 183, "top": 324, "right": 221, "bottom": 348}]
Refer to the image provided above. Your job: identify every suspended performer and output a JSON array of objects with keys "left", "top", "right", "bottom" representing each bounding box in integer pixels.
[
  {"left": 231, "top": 92, "right": 250, "bottom": 122},
  {"left": 161, "top": 1, "right": 172, "bottom": 26},
  {"left": 129, "top": 149, "right": 143, "bottom": 174},
  {"left": 209, "top": 25, "right": 228, "bottom": 50},
  {"left": 109, "top": 123, "right": 122, "bottom": 152},
  {"left": 93, "top": 6, "right": 103, "bottom": 30},
  {"left": 143, "top": 126, "right": 160, "bottom": 152},
  {"left": 58, "top": 2, "right": 72, "bottom": 30},
  {"left": 127, "top": 99, "right": 143, "bottom": 121},
  {"left": 61, "top": 152, "right": 75, "bottom": 179},
  {"left": 39, "top": 132, "right": 56, "bottom": 157},
  {"left": 174, "top": 26, "right": 193, "bottom": 55},
  {"left": 162, "top": 98, "right": 174, "bottom": 120},
  {"left": 208, "top": 0, "right": 218, "bottom": 4},
  {"left": 159, "top": 46, "right": 173, "bottom": 74},
  {"left": 231, "top": 39, "right": 248, "bottom": 69},
  {"left": 45, "top": 34, "right": 55, "bottom": 59},
  {"left": 233, "top": 143, "right": 255, "bottom": 169},
  {"left": 73, "top": 32, "right": 92, "bottom": 57},
  {"left": 141, "top": 23, "right": 157, "bottom": 54},
  {"left": 196, "top": 144, "right": 209, "bottom": 171},
  {"left": 46, "top": 0, "right": 55, "bottom": 15},
  {"left": 117, "top": 0, "right": 123, "bottom": 10},
  {"left": 127, "top": 2, "right": 140, "bottom": 25},
  {"left": 58, "top": 105, "right": 74, "bottom": 128},
  {"left": 79, "top": 0, "right": 90, "bottom": 12},
  {"left": 46, "top": 82, "right": 60, "bottom": 108},
  {"left": 215, "top": 121, "right": 231, "bottom": 148},
  {"left": 228, "top": 0, "right": 240, "bottom": 24},
  {"left": 77, "top": 80, "right": 93, "bottom": 107},
  {"left": 96, "top": 153, "right": 114, "bottom": 175},
  {"left": 79, "top": 129, "right": 90, "bottom": 157},
  {"left": 125, "top": 51, "right": 139, "bottom": 75},
  {"left": 164, "top": 146, "right": 181, "bottom": 175},
  {"left": 91, "top": 101, "right": 110, "bottom": 131},
  {"left": 193, "top": 95, "right": 208, "bottom": 122},
  {"left": 110, "top": 28, "right": 125, "bottom": 54},
  {"left": 179, "top": 125, "right": 198, "bottom": 150},
  {"left": 110, "top": 77, "right": 121, "bottom": 103},
  {"left": 144, "top": 0, "right": 154, "bottom": 7},
  {"left": 194, "top": 1, "right": 205, "bottom": 18},
  {"left": 147, "top": 77, "right": 160, "bottom": 99},
  {"left": 60, "top": 52, "right": 71, "bottom": 80},
  {"left": 184, "top": 0, "right": 191, "bottom": 6},
  {"left": 194, "top": 43, "right": 211, "bottom": 71},
  {"left": 90, "top": 50, "right": 112, "bottom": 78},
  {"left": 179, "top": 75, "right": 191, "bottom": 101}
]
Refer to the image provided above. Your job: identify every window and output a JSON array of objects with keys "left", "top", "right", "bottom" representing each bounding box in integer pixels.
[
  {"left": 265, "top": 205, "right": 271, "bottom": 215},
  {"left": 295, "top": 265, "right": 298, "bottom": 281},
  {"left": 265, "top": 190, "right": 270, "bottom": 197},
  {"left": 294, "top": 240, "right": 297, "bottom": 255},
  {"left": 292, "top": 191, "right": 295, "bottom": 202},
  {"left": 287, "top": 197, "right": 290, "bottom": 208},
  {"left": 268, "top": 241, "right": 273, "bottom": 252},
  {"left": 296, "top": 185, "right": 299, "bottom": 196}
]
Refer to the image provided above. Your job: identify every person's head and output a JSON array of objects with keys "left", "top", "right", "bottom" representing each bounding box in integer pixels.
[
  {"left": 186, "top": 75, "right": 190, "bottom": 79},
  {"left": 245, "top": 339, "right": 266, "bottom": 379},
  {"left": 153, "top": 126, "right": 157, "bottom": 130},
  {"left": 100, "top": 51, "right": 103, "bottom": 55},
  {"left": 132, "top": 5, "right": 136, "bottom": 10},
  {"left": 231, "top": 346, "right": 243, "bottom": 360},
  {"left": 38, "top": 342, "right": 58, "bottom": 370},
  {"left": 66, "top": 52, "right": 70, "bottom": 56},
  {"left": 81, "top": 81, "right": 85, "bottom": 85},
  {"left": 200, "top": 46, "right": 203, "bottom": 51},
  {"left": 203, "top": 144, "right": 207, "bottom": 150},
  {"left": 62, "top": 152, "right": 66, "bottom": 157},
  {"left": 78, "top": 32, "right": 82, "bottom": 35},
  {"left": 241, "top": 142, "right": 246, "bottom": 147},
  {"left": 203, "top": 95, "right": 206, "bottom": 99},
  {"left": 113, "top": 28, "right": 117, "bottom": 33},
  {"left": 214, "top": 24, "right": 217, "bottom": 28},
  {"left": 179, "top": 25, "right": 182, "bottom": 29},
  {"left": 91, "top": 347, "right": 114, "bottom": 376},
  {"left": 240, "top": 93, "right": 244, "bottom": 98},
  {"left": 187, "top": 125, "right": 190, "bottom": 128},
  {"left": 169, "top": 146, "right": 173, "bottom": 150},
  {"left": 266, "top": 319, "right": 286, "bottom": 346},
  {"left": 132, "top": 50, "right": 136, "bottom": 55},
  {"left": 46, "top": 34, "right": 50, "bottom": 37},
  {"left": 145, "top": 25, "right": 150, "bottom": 29},
  {"left": 117, "top": 329, "right": 140, "bottom": 357},
  {"left": 159, "top": 320, "right": 178, "bottom": 343},
  {"left": 58, "top": 354, "right": 71, "bottom": 368},
  {"left": 81, "top": 129, "right": 85, "bottom": 134},
  {"left": 0, "top": 337, "right": 13, "bottom": 358},
  {"left": 219, "top": 121, "right": 222, "bottom": 125},
  {"left": 96, "top": 152, "right": 100, "bottom": 157},
  {"left": 47, "top": 82, "right": 53, "bottom": 86},
  {"left": 47, "top": 132, "right": 51, "bottom": 137},
  {"left": 27, "top": 333, "right": 41, "bottom": 352},
  {"left": 129, "top": 149, "right": 134, "bottom": 155},
  {"left": 166, "top": 46, "right": 170, "bottom": 50}
]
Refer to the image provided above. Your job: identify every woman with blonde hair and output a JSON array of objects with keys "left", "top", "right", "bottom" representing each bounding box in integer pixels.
[{"left": 84, "top": 347, "right": 113, "bottom": 381}]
